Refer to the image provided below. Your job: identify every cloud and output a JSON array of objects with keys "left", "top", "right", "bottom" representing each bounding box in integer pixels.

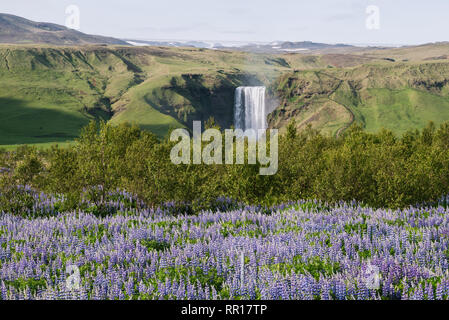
[
  {"left": 219, "top": 29, "right": 257, "bottom": 35},
  {"left": 131, "top": 23, "right": 209, "bottom": 34},
  {"left": 326, "top": 12, "right": 358, "bottom": 22},
  {"left": 227, "top": 8, "right": 251, "bottom": 16}
]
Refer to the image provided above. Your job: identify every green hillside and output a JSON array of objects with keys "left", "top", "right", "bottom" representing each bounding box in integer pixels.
[
  {"left": 0, "top": 45, "right": 298, "bottom": 147},
  {"left": 271, "top": 60, "right": 449, "bottom": 136},
  {"left": 0, "top": 46, "right": 138, "bottom": 145},
  {"left": 356, "top": 88, "right": 449, "bottom": 135},
  {"left": 1, "top": 43, "right": 449, "bottom": 148}
]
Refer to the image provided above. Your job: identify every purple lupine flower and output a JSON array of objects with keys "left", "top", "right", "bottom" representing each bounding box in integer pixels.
[{"left": 2, "top": 192, "right": 449, "bottom": 300}]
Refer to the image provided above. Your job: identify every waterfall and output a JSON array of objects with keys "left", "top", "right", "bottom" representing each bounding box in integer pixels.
[{"left": 234, "top": 86, "right": 267, "bottom": 137}]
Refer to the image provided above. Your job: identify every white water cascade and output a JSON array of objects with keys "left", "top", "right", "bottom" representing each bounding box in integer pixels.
[{"left": 234, "top": 86, "right": 267, "bottom": 137}]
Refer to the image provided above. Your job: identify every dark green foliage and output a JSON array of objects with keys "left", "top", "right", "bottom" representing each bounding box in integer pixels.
[
  {"left": 269, "top": 256, "right": 341, "bottom": 281},
  {"left": 4, "top": 278, "right": 47, "bottom": 295},
  {"left": 0, "top": 183, "right": 35, "bottom": 217},
  {"left": 1, "top": 120, "right": 449, "bottom": 213},
  {"left": 140, "top": 239, "right": 171, "bottom": 252}
]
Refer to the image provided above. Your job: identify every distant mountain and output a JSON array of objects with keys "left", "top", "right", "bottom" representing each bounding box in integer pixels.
[
  {"left": 125, "top": 39, "right": 216, "bottom": 48},
  {"left": 230, "top": 41, "right": 355, "bottom": 53},
  {"left": 0, "top": 13, "right": 127, "bottom": 45},
  {"left": 125, "top": 39, "right": 356, "bottom": 53},
  {"left": 273, "top": 41, "right": 352, "bottom": 50}
]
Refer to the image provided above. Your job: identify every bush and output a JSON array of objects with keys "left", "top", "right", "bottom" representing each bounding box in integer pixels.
[{"left": 2, "top": 120, "right": 449, "bottom": 211}]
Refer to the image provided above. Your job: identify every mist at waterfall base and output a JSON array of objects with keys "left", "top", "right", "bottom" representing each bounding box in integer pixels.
[{"left": 234, "top": 86, "right": 268, "bottom": 139}]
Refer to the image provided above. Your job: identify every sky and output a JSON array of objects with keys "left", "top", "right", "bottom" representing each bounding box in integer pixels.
[{"left": 1, "top": 0, "right": 449, "bottom": 45}]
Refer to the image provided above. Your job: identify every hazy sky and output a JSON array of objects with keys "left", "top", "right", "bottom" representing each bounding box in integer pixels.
[{"left": 1, "top": 0, "right": 448, "bottom": 45}]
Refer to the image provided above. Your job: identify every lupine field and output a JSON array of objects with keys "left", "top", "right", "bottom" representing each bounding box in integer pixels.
[{"left": 1, "top": 187, "right": 449, "bottom": 300}]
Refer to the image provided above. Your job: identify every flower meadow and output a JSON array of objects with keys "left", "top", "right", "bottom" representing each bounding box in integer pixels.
[{"left": 1, "top": 189, "right": 449, "bottom": 300}]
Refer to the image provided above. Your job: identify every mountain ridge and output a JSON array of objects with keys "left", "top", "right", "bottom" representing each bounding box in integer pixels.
[
  {"left": 125, "top": 38, "right": 357, "bottom": 53},
  {"left": 0, "top": 13, "right": 127, "bottom": 45}
]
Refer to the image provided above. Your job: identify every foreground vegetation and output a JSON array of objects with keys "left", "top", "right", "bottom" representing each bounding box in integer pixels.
[
  {"left": 1, "top": 194, "right": 449, "bottom": 300},
  {"left": 1, "top": 120, "right": 449, "bottom": 300},
  {"left": 1, "top": 120, "right": 449, "bottom": 211}
]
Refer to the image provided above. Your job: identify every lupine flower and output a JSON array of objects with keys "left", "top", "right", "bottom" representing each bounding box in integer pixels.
[{"left": 1, "top": 188, "right": 449, "bottom": 300}]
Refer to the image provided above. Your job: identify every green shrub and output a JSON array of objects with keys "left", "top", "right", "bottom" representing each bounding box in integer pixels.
[{"left": 2, "top": 120, "right": 449, "bottom": 211}]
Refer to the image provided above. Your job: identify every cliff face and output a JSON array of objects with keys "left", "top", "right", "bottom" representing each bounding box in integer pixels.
[
  {"left": 0, "top": 45, "right": 285, "bottom": 145},
  {"left": 147, "top": 73, "right": 264, "bottom": 131},
  {"left": 269, "top": 62, "right": 449, "bottom": 136},
  {"left": 2, "top": 42, "right": 449, "bottom": 146}
]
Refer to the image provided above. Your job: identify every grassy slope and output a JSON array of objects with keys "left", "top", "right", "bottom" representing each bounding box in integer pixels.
[
  {"left": 109, "top": 75, "right": 183, "bottom": 136},
  {"left": 357, "top": 88, "right": 449, "bottom": 135},
  {"left": 2, "top": 43, "right": 449, "bottom": 147},
  {"left": 0, "top": 45, "right": 297, "bottom": 147},
  {"left": 109, "top": 48, "right": 301, "bottom": 135},
  {"left": 272, "top": 59, "right": 449, "bottom": 136},
  {"left": 353, "top": 42, "right": 449, "bottom": 62},
  {"left": 0, "top": 46, "right": 137, "bottom": 145}
]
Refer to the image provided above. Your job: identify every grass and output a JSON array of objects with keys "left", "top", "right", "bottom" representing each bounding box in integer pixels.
[
  {"left": 0, "top": 141, "right": 76, "bottom": 151},
  {"left": 355, "top": 88, "right": 449, "bottom": 135},
  {"left": 0, "top": 45, "right": 294, "bottom": 147},
  {"left": 275, "top": 60, "right": 449, "bottom": 136},
  {"left": 0, "top": 46, "right": 129, "bottom": 146},
  {"left": 272, "top": 98, "right": 353, "bottom": 137},
  {"left": 2, "top": 44, "right": 449, "bottom": 148},
  {"left": 0, "top": 95, "right": 91, "bottom": 145},
  {"left": 109, "top": 75, "right": 184, "bottom": 137}
]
